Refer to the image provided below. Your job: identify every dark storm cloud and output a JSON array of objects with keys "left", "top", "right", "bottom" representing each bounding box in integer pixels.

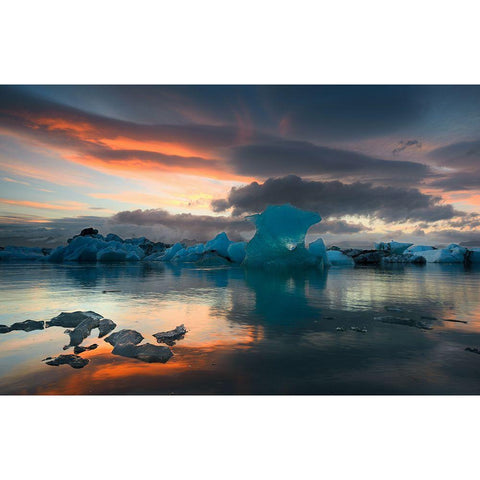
[
  {"left": 211, "top": 175, "right": 462, "bottom": 222},
  {"left": 258, "top": 85, "right": 430, "bottom": 140},
  {"left": 0, "top": 86, "right": 265, "bottom": 151},
  {"left": 428, "top": 139, "right": 480, "bottom": 190},
  {"left": 428, "top": 139, "right": 480, "bottom": 168},
  {"left": 228, "top": 140, "right": 430, "bottom": 182},
  {"left": 20, "top": 85, "right": 430, "bottom": 140},
  {"left": 392, "top": 139, "right": 422, "bottom": 155}
]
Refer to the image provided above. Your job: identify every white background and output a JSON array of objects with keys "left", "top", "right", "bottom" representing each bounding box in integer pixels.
[{"left": 1, "top": 1, "right": 480, "bottom": 479}]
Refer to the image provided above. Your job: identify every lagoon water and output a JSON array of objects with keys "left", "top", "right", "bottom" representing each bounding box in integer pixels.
[{"left": 1, "top": 262, "right": 480, "bottom": 394}]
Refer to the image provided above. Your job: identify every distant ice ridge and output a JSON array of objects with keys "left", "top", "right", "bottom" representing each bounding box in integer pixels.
[{"left": 1, "top": 207, "right": 480, "bottom": 267}]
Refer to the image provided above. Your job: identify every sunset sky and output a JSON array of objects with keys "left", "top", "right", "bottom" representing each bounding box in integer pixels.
[{"left": 1, "top": 85, "right": 480, "bottom": 246}]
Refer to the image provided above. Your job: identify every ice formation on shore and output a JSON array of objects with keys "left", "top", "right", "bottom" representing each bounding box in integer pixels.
[{"left": 1, "top": 205, "right": 479, "bottom": 267}]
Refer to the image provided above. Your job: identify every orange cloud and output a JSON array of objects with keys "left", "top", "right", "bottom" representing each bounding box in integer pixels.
[{"left": 0, "top": 198, "right": 87, "bottom": 211}]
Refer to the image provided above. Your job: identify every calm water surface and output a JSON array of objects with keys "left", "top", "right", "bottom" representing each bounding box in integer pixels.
[{"left": 1, "top": 262, "right": 480, "bottom": 394}]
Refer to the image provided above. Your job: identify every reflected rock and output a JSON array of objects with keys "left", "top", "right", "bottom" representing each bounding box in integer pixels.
[
  {"left": 73, "top": 344, "right": 98, "bottom": 354},
  {"left": 375, "top": 315, "right": 432, "bottom": 330},
  {"left": 0, "top": 319, "right": 45, "bottom": 334},
  {"left": 350, "top": 326, "right": 367, "bottom": 333},
  {"left": 243, "top": 204, "right": 323, "bottom": 269},
  {"left": 98, "top": 318, "right": 117, "bottom": 338},
  {"left": 104, "top": 329, "right": 143, "bottom": 346},
  {"left": 465, "top": 347, "right": 480, "bottom": 355},
  {"left": 44, "top": 354, "right": 89, "bottom": 369},
  {"left": 64, "top": 316, "right": 100, "bottom": 349},
  {"left": 153, "top": 324, "right": 187, "bottom": 346},
  {"left": 47, "top": 311, "right": 103, "bottom": 328},
  {"left": 111, "top": 343, "right": 173, "bottom": 363}
]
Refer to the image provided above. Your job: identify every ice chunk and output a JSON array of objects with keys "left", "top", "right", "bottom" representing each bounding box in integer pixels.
[
  {"left": 404, "top": 245, "right": 435, "bottom": 253},
  {"left": 162, "top": 242, "right": 184, "bottom": 261},
  {"left": 0, "top": 246, "right": 47, "bottom": 262},
  {"left": 228, "top": 241, "right": 247, "bottom": 263},
  {"left": 308, "top": 238, "right": 330, "bottom": 267},
  {"left": 374, "top": 241, "right": 413, "bottom": 255},
  {"left": 171, "top": 243, "right": 205, "bottom": 263},
  {"left": 205, "top": 232, "right": 232, "bottom": 258},
  {"left": 418, "top": 244, "right": 467, "bottom": 263},
  {"left": 326, "top": 250, "right": 354, "bottom": 266},
  {"left": 469, "top": 247, "right": 480, "bottom": 263},
  {"left": 242, "top": 204, "right": 322, "bottom": 269},
  {"left": 96, "top": 246, "right": 127, "bottom": 263}
]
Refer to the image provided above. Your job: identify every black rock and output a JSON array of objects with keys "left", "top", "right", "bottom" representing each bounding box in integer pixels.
[
  {"left": 44, "top": 354, "right": 89, "bottom": 369},
  {"left": 104, "top": 329, "right": 143, "bottom": 347},
  {"left": 10, "top": 319, "right": 45, "bottom": 332},
  {"left": 80, "top": 227, "right": 99, "bottom": 236},
  {"left": 0, "top": 319, "right": 44, "bottom": 334},
  {"left": 375, "top": 315, "right": 432, "bottom": 330},
  {"left": 153, "top": 324, "right": 187, "bottom": 346},
  {"left": 112, "top": 343, "right": 173, "bottom": 363},
  {"left": 443, "top": 318, "right": 468, "bottom": 324},
  {"left": 465, "top": 347, "right": 480, "bottom": 355},
  {"left": 73, "top": 344, "right": 98, "bottom": 354},
  {"left": 98, "top": 318, "right": 117, "bottom": 338},
  {"left": 350, "top": 326, "right": 367, "bottom": 333},
  {"left": 64, "top": 316, "right": 101, "bottom": 349},
  {"left": 354, "top": 251, "right": 382, "bottom": 265},
  {"left": 47, "top": 311, "right": 103, "bottom": 328}
]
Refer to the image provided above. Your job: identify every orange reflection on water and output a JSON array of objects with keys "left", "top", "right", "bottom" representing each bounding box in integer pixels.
[{"left": 28, "top": 322, "right": 264, "bottom": 395}]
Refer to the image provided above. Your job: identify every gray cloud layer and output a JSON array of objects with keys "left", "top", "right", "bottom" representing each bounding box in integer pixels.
[
  {"left": 211, "top": 175, "right": 463, "bottom": 222},
  {"left": 228, "top": 141, "right": 430, "bottom": 183}
]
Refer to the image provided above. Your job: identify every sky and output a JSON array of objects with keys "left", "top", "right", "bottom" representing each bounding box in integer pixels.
[{"left": 1, "top": 85, "right": 480, "bottom": 247}]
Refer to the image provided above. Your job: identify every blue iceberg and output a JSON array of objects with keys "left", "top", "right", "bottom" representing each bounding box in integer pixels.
[{"left": 242, "top": 204, "right": 324, "bottom": 269}]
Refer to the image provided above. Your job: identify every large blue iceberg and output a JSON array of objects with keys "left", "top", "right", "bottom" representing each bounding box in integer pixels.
[{"left": 242, "top": 204, "right": 324, "bottom": 269}]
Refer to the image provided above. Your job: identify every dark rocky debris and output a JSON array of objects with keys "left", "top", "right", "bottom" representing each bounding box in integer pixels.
[
  {"left": 64, "top": 316, "right": 101, "bottom": 349},
  {"left": 111, "top": 343, "right": 173, "bottom": 363},
  {"left": 104, "top": 329, "right": 144, "bottom": 347},
  {"left": 375, "top": 315, "right": 433, "bottom": 330},
  {"left": 98, "top": 318, "right": 117, "bottom": 338},
  {"left": 153, "top": 324, "right": 187, "bottom": 346},
  {"left": 47, "top": 311, "right": 103, "bottom": 328},
  {"left": 0, "top": 319, "right": 45, "bottom": 334},
  {"left": 465, "top": 347, "right": 480, "bottom": 355},
  {"left": 350, "top": 326, "right": 368, "bottom": 333},
  {"left": 73, "top": 344, "right": 98, "bottom": 354},
  {"left": 44, "top": 354, "right": 89, "bottom": 369},
  {"left": 80, "top": 227, "right": 99, "bottom": 237}
]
